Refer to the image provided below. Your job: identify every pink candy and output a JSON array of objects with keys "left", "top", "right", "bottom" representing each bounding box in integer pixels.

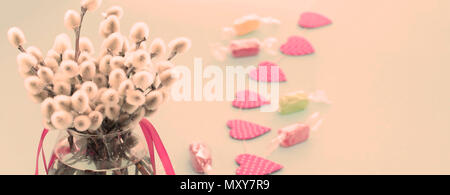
[
  {"left": 230, "top": 38, "right": 260, "bottom": 58},
  {"left": 277, "top": 123, "right": 310, "bottom": 147},
  {"left": 189, "top": 142, "right": 212, "bottom": 174}
]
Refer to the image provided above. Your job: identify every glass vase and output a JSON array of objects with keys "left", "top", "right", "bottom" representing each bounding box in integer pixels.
[{"left": 48, "top": 127, "right": 154, "bottom": 175}]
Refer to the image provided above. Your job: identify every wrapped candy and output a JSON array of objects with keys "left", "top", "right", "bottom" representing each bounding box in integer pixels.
[
  {"left": 211, "top": 37, "right": 279, "bottom": 61},
  {"left": 189, "top": 142, "right": 212, "bottom": 174},
  {"left": 279, "top": 90, "right": 331, "bottom": 115},
  {"left": 230, "top": 38, "right": 260, "bottom": 58},
  {"left": 222, "top": 14, "right": 281, "bottom": 38}
]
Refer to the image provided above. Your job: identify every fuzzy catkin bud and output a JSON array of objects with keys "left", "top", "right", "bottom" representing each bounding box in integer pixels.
[
  {"left": 41, "top": 98, "right": 57, "bottom": 120},
  {"left": 93, "top": 74, "right": 108, "bottom": 88},
  {"left": 72, "top": 90, "right": 90, "bottom": 113},
  {"left": 63, "top": 49, "right": 75, "bottom": 61},
  {"left": 118, "top": 79, "right": 135, "bottom": 96},
  {"left": 103, "top": 6, "right": 123, "bottom": 19},
  {"left": 17, "top": 53, "right": 37, "bottom": 71},
  {"left": 110, "top": 56, "right": 125, "bottom": 69},
  {"left": 132, "top": 71, "right": 154, "bottom": 90},
  {"left": 54, "top": 95, "right": 72, "bottom": 111},
  {"left": 132, "top": 49, "right": 150, "bottom": 69},
  {"left": 129, "top": 22, "right": 149, "bottom": 43},
  {"left": 102, "top": 32, "right": 123, "bottom": 54},
  {"left": 156, "top": 61, "right": 174, "bottom": 73},
  {"left": 74, "top": 115, "right": 91, "bottom": 131},
  {"left": 99, "top": 15, "right": 120, "bottom": 38},
  {"left": 53, "top": 33, "right": 72, "bottom": 54},
  {"left": 145, "top": 90, "right": 164, "bottom": 110},
  {"left": 7, "top": 27, "right": 26, "bottom": 48},
  {"left": 88, "top": 111, "right": 103, "bottom": 131},
  {"left": 99, "top": 55, "right": 112, "bottom": 74},
  {"left": 81, "top": 81, "right": 98, "bottom": 100},
  {"left": 159, "top": 69, "right": 178, "bottom": 87},
  {"left": 26, "top": 46, "right": 43, "bottom": 63},
  {"left": 149, "top": 38, "right": 166, "bottom": 60},
  {"left": 64, "top": 10, "right": 81, "bottom": 30},
  {"left": 81, "top": 0, "right": 102, "bottom": 11},
  {"left": 51, "top": 111, "right": 73, "bottom": 130},
  {"left": 44, "top": 57, "right": 59, "bottom": 72},
  {"left": 24, "top": 76, "right": 44, "bottom": 95},
  {"left": 126, "top": 90, "right": 145, "bottom": 106},
  {"left": 122, "top": 102, "right": 139, "bottom": 114},
  {"left": 53, "top": 81, "right": 71, "bottom": 96},
  {"left": 101, "top": 89, "right": 119, "bottom": 105},
  {"left": 105, "top": 104, "right": 120, "bottom": 120},
  {"left": 77, "top": 52, "right": 91, "bottom": 64},
  {"left": 60, "top": 60, "right": 79, "bottom": 78},
  {"left": 94, "top": 104, "right": 106, "bottom": 114},
  {"left": 108, "top": 69, "right": 126, "bottom": 89},
  {"left": 168, "top": 37, "right": 191, "bottom": 56},
  {"left": 37, "top": 67, "right": 54, "bottom": 84},
  {"left": 79, "top": 61, "right": 96, "bottom": 81},
  {"left": 79, "top": 37, "right": 95, "bottom": 55}
]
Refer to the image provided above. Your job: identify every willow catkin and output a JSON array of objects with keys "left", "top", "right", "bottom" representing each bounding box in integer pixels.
[
  {"left": 53, "top": 33, "right": 72, "bottom": 54},
  {"left": 105, "top": 104, "right": 120, "bottom": 120},
  {"left": 77, "top": 52, "right": 91, "bottom": 64},
  {"left": 129, "top": 22, "right": 149, "bottom": 43},
  {"left": 88, "top": 111, "right": 103, "bottom": 131},
  {"left": 28, "top": 91, "right": 49, "bottom": 103},
  {"left": 7, "top": 27, "right": 26, "bottom": 48},
  {"left": 71, "top": 90, "right": 90, "bottom": 113},
  {"left": 26, "top": 46, "right": 43, "bottom": 63},
  {"left": 37, "top": 67, "right": 54, "bottom": 84},
  {"left": 93, "top": 74, "right": 108, "bottom": 88},
  {"left": 64, "top": 10, "right": 81, "bottom": 30},
  {"left": 102, "top": 32, "right": 123, "bottom": 55},
  {"left": 94, "top": 104, "right": 106, "bottom": 114},
  {"left": 149, "top": 38, "right": 166, "bottom": 60},
  {"left": 41, "top": 98, "right": 57, "bottom": 120},
  {"left": 132, "top": 71, "right": 154, "bottom": 90},
  {"left": 46, "top": 49, "right": 61, "bottom": 63},
  {"left": 168, "top": 37, "right": 192, "bottom": 56},
  {"left": 122, "top": 102, "right": 139, "bottom": 114},
  {"left": 132, "top": 49, "right": 150, "bottom": 69},
  {"left": 81, "top": 0, "right": 102, "bottom": 11},
  {"left": 156, "top": 61, "right": 174, "bottom": 73},
  {"left": 74, "top": 115, "right": 91, "bottom": 131},
  {"left": 60, "top": 60, "right": 79, "bottom": 78},
  {"left": 43, "top": 57, "right": 59, "bottom": 73},
  {"left": 79, "top": 61, "right": 96, "bottom": 81},
  {"left": 145, "top": 90, "right": 164, "bottom": 110},
  {"left": 159, "top": 69, "right": 178, "bottom": 87},
  {"left": 125, "top": 90, "right": 145, "bottom": 106},
  {"left": 51, "top": 111, "right": 73, "bottom": 130},
  {"left": 81, "top": 81, "right": 98, "bottom": 100},
  {"left": 110, "top": 56, "right": 125, "bottom": 69},
  {"left": 53, "top": 81, "right": 71, "bottom": 96},
  {"left": 79, "top": 37, "right": 95, "bottom": 55},
  {"left": 103, "top": 6, "right": 123, "bottom": 19},
  {"left": 17, "top": 52, "right": 37, "bottom": 69},
  {"left": 24, "top": 76, "right": 44, "bottom": 95},
  {"left": 101, "top": 88, "right": 119, "bottom": 105},
  {"left": 99, "top": 55, "right": 112, "bottom": 74},
  {"left": 54, "top": 95, "right": 72, "bottom": 111},
  {"left": 63, "top": 49, "right": 75, "bottom": 61},
  {"left": 99, "top": 15, "right": 120, "bottom": 38},
  {"left": 108, "top": 68, "right": 126, "bottom": 89},
  {"left": 118, "top": 79, "right": 134, "bottom": 96}
]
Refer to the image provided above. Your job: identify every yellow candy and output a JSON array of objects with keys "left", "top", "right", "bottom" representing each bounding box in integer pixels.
[
  {"left": 279, "top": 91, "right": 309, "bottom": 115},
  {"left": 233, "top": 15, "right": 261, "bottom": 36}
]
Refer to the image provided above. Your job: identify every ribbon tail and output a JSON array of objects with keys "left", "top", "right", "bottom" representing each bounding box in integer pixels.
[
  {"left": 141, "top": 118, "right": 175, "bottom": 175},
  {"left": 139, "top": 120, "right": 156, "bottom": 175},
  {"left": 35, "top": 129, "right": 49, "bottom": 175}
]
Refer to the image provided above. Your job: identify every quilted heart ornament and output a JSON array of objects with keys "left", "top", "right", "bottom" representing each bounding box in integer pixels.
[
  {"left": 280, "top": 36, "right": 314, "bottom": 56},
  {"left": 298, "top": 12, "right": 332, "bottom": 29},
  {"left": 227, "top": 119, "right": 271, "bottom": 140},
  {"left": 235, "top": 154, "right": 283, "bottom": 175},
  {"left": 248, "top": 61, "right": 287, "bottom": 82},
  {"left": 232, "top": 90, "right": 270, "bottom": 109}
]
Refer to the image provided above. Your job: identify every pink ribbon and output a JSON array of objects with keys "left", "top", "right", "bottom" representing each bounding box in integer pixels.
[{"left": 35, "top": 119, "right": 175, "bottom": 175}]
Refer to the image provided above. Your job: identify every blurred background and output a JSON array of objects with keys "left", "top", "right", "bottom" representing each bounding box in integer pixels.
[{"left": 1, "top": 0, "right": 450, "bottom": 174}]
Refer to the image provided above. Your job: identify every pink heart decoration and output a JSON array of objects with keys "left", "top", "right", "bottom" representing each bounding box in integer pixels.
[
  {"left": 227, "top": 119, "right": 271, "bottom": 140},
  {"left": 280, "top": 36, "right": 314, "bottom": 56},
  {"left": 232, "top": 90, "right": 270, "bottom": 109},
  {"left": 248, "top": 61, "right": 287, "bottom": 82},
  {"left": 235, "top": 154, "right": 283, "bottom": 175},
  {"left": 298, "top": 12, "right": 332, "bottom": 29}
]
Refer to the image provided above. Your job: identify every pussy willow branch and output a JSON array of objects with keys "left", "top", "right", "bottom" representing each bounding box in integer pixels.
[
  {"left": 167, "top": 51, "right": 177, "bottom": 61},
  {"left": 135, "top": 37, "right": 147, "bottom": 50},
  {"left": 74, "top": 7, "right": 87, "bottom": 62}
]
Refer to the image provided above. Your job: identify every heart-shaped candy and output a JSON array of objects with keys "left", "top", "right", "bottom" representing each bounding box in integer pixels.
[
  {"left": 227, "top": 119, "right": 271, "bottom": 140},
  {"left": 232, "top": 90, "right": 270, "bottom": 109},
  {"left": 248, "top": 61, "right": 287, "bottom": 82},
  {"left": 280, "top": 36, "right": 314, "bottom": 56},
  {"left": 235, "top": 154, "right": 283, "bottom": 175},
  {"left": 298, "top": 12, "right": 332, "bottom": 29}
]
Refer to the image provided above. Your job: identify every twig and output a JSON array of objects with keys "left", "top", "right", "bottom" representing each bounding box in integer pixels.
[{"left": 74, "top": 7, "right": 87, "bottom": 62}]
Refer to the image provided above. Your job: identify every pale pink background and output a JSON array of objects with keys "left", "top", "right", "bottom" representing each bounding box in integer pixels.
[{"left": 0, "top": 0, "right": 450, "bottom": 174}]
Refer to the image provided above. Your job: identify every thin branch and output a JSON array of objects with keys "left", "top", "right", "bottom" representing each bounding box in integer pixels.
[{"left": 74, "top": 7, "right": 87, "bottom": 62}]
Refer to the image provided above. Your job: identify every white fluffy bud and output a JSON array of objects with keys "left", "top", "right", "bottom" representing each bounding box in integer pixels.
[
  {"left": 79, "top": 37, "right": 95, "bottom": 54},
  {"left": 149, "top": 38, "right": 166, "bottom": 60},
  {"left": 24, "top": 76, "right": 44, "bottom": 95},
  {"left": 74, "top": 115, "right": 91, "bottom": 131},
  {"left": 168, "top": 37, "right": 191, "bottom": 56},
  {"left": 60, "top": 60, "right": 79, "bottom": 78},
  {"left": 81, "top": 0, "right": 102, "bottom": 11},
  {"left": 51, "top": 111, "right": 73, "bottom": 130},
  {"left": 108, "top": 69, "right": 126, "bottom": 89},
  {"left": 132, "top": 71, "right": 154, "bottom": 90},
  {"left": 7, "top": 27, "right": 26, "bottom": 48},
  {"left": 129, "top": 22, "right": 149, "bottom": 43},
  {"left": 99, "top": 15, "right": 120, "bottom": 38},
  {"left": 72, "top": 90, "right": 90, "bottom": 113},
  {"left": 64, "top": 10, "right": 81, "bottom": 30},
  {"left": 53, "top": 33, "right": 72, "bottom": 54}
]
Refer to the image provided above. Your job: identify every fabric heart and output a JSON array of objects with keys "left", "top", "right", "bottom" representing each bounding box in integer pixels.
[
  {"left": 232, "top": 90, "right": 270, "bottom": 109},
  {"left": 280, "top": 36, "right": 314, "bottom": 56},
  {"left": 235, "top": 154, "right": 283, "bottom": 175},
  {"left": 248, "top": 61, "right": 287, "bottom": 82},
  {"left": 298, "top": 12, "right": 332, "bottom": 29},
  {"left": 227, "top": 119, "right": 271, "bottom": 140}
]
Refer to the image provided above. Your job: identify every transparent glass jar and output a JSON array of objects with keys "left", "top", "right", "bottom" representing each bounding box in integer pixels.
[{"left": 48, "top": 128, "right": 154, "bottom": 175}]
